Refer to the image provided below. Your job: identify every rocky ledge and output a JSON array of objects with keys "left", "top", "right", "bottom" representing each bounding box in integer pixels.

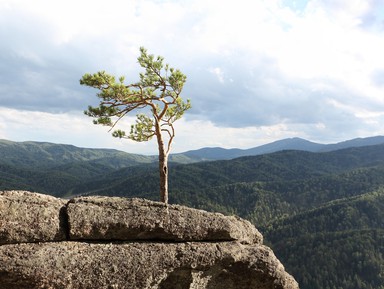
[{"left": 0, "top": 190, "right": 299, "bottom": 289}]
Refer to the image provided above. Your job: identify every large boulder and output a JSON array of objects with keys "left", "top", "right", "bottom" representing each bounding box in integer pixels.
[
  {"left": 67, "top": 196, "right": 262, "bottom": 244},
  {"left": 0, "top": 191, "right": 299, "bottom": 289}
]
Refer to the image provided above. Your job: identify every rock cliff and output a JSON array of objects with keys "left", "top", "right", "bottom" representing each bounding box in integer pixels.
[{"left": 0, "top": 190, "right": 299, "bottom": 289}]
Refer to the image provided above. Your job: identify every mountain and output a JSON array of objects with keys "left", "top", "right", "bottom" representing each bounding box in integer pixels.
[
  {"left": 0, "top": 139, "right": 156, "bottom": 196},
  {"left": 171, "top": 137, "right": 323, "bottom": 161},
  {"left": 243, "top": 137, "right": 324, "bottom": 155},
  {"left": 174, "top": 135, "right": 384, "bottom": 161},
  {"left": 2, "top": 135, "right": 384, "bottom": 167},
  {"left": 73, "top": 143, "right": 384, "bottom": 212},
  {"left": 2, "top": 137, "right": 384, "bottom": 199},
  {"left": 320, "top": 135, "right": 384, "bottom": 151},
  {"left": 0, "top": 139, "right": 157, "bottom": 169}
]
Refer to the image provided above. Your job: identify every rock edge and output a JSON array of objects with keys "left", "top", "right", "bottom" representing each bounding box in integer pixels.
[{"left": 0, "top": 191, "right": 262, "bottom": 244}]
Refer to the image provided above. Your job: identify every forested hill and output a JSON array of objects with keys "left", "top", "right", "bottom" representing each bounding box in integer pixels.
[
  {"left": 2, "top": 135, "right": 384, "bottom": 165},
  {"left": 70, "top": 143, "right": 384, "bottom": 205},
  {"left": 264, "top": 189, "right": 384, "bottom": 289},
  {"left": 1, "top": 139, "right": 384, "bottom": 203},
  {"left": 0, "top": 139, "right": 156, "bottom": 169},
  {"left": 1, "top": 140, "right": 384, "bottom": 288}
]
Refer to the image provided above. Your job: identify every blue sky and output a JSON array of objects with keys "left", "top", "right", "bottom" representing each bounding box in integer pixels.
[{"left": 1, "top": 0, "right": 384, "bottom": 154}]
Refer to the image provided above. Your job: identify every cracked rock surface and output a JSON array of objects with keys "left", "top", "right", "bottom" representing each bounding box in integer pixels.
[{"left": 0, "top": 191, "right": 299, "bottom": 289}]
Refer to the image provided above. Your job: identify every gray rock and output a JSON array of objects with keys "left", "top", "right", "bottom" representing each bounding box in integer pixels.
[
  {"left": 0, "top": 191, "right": 67, "bottom": 244},
  {"left": 67, "top": 196, "right": 262, "bottom": 244},
  {"left": 0, "top": 241, "right": 299, "bottom": 289},
  {"left": 0, "top": 191, "right": 299, "bottom": 288}
]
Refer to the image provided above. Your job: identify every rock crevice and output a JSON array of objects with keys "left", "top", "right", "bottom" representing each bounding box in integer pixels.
[{"left": 0, "top": 190, "right": 299, "bottom": 289}]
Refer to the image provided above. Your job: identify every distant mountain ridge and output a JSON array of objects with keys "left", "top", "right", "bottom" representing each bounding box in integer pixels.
[
  {"left": 1, "top": 135, "right": 384, "bottom": 166},
  {"left": 175, "top": 135, "right": 384, "bottom": 161}
]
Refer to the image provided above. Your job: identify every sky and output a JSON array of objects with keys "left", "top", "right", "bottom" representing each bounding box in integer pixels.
[{"left": 1, "top": 0, "right": 384, "bottom": 155}]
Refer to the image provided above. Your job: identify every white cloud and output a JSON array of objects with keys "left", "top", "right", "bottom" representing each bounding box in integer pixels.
[
  {"left": 168, "top": 118, "right": 302, "bottom": 151},
  {"left": 1, "top": 0, "right": 384, "bottom": 152},
  {"left": 0, "top": 107, "right": 149, "bottom": 152},
  {"left": 209, "top": 67, "right": 225, "bottom": 84}
]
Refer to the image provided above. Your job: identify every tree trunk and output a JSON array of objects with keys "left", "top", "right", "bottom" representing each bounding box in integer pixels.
[
  {"left": 155, "top": 120, "right": 169, "bottom": 204},
  {"left": 158, "top": 150, "right": 169, "bottom": 204}
]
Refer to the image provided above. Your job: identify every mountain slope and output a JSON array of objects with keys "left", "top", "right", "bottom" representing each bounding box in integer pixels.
[
  {"left": 0, "top": 139, "right": 160, "bottom": 196},
  {"left": 320, "top": 135, "right": 384, "bottom": 152},
  {"left": 78, "top": 144, "right": 384, "bottom": 198},
  {"left": 264, "top": 189, "right": 384, "bottom": 289},
  {"left": 0, "top": 139, "right": 156, "bottom": 169}
]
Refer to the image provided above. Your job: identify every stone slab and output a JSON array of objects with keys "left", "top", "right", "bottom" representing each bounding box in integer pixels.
[
  {"left": 0, "top": 241, "right": 299, "bottom": 289},
  {"left": 67, "top": 196, "right": 263, "bottom": 244}
]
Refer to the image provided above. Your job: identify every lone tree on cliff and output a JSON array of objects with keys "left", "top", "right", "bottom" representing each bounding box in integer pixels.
[{"left": 80, "top": 47, "right": 191, "bottom": 204}]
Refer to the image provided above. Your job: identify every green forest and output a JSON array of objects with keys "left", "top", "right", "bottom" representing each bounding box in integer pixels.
[{"left": 1, "top": 139, "right": 384, "bottom": 289}]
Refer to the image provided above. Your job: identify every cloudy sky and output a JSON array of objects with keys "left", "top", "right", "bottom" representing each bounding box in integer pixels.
[{"left": 1, "top": 0, "right": 384, "bottom": 154}]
